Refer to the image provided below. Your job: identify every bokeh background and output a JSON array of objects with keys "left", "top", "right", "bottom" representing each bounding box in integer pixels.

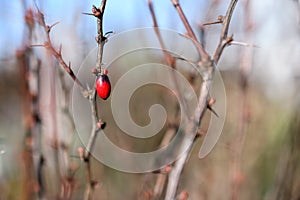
[{"left": 0, "top": 0, "right": 300, "bottom": 199}]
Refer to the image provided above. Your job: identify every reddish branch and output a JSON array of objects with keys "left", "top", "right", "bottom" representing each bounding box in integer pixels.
[
  {"left": 34, "top": 8, "right": 85, "bottom": 92},
  {"left": 18, "top": 8, "right": 43, "bottom": 200},
  {"left": 32, "top": 1, "right": 108, "bottom": 199},
  {"left": 17, "top": 48, "right": 36, "bottom": 200}
]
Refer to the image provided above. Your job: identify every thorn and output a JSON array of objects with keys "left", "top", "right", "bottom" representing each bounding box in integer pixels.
[
  {"left": 203, "top": 15, "right": 223, "bottom": 26},
  {"left": 203, "top": 20, "right": 222, "bottom": 26},
  {"left": 82, "top": 12, "right": 94, "bottom": 16},
  {"left": 207, "top": 104, "right": 219, "bottom": 117},
  {"left": 104, "top": 31, "right": 114, "bottom": 37},
  {"left": 174, "top": 56, "right": 196, "bottom": 66},
  {"left": 49, "top": 21, "right": 60, "bottom": 29},
  {"left": 230, "top": 41, "right": 260, "bottom": 48}
]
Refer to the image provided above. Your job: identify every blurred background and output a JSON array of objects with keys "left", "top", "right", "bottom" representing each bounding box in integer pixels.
[{"left": 0, "top": 0, "right": 300, "bottom": 199}]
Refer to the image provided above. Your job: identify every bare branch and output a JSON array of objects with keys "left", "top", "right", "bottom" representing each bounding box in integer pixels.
[
  {"left": 95, "top": 0, "right": 107, "bottom": 73},
  {"left": 213, "top": 0, "right": 239, "bottom": 64},
  {"left": 165, "top": 1, "right": 240, "bottom": 199},
  {"left": 202, "top": 20, "right": 223, "bottom": 26},
  {"left": 148, "top": 0, "right": 174, "bottom": 66},
  {"left": 34, "top": 8, "right": 85, "bottom": 92},
  {"left": 170, "top": 0, "right": 210, "bottom": 61},
  {"left": 83, "top": 1, "right": 108, "bottom": 199}
]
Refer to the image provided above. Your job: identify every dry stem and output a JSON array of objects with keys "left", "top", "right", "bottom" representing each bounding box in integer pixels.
[
  {"left": 18, "top": 7, "right": 43, "bottom": 200},
  {"left": 34, "top": 7, "right": 85, "bottom": 92},
  {"left": 33, "top": 2, "right": 108, "bottom": 199},
  {"left": 165, "top": 1, "right": 239, "bottom": 199},
  {"left": 83, "top": 1, "right": 108, "bottom": 200},
  {"left": 147, "top": 1, "right": 193, "bottom": 198}
]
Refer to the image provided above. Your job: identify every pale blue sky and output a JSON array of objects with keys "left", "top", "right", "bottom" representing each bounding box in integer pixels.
[
  {"left": 0, "top": 0, "right": 300, "bottom": 100},
  {"left": 0, "top": 0, "right": 208, "bottom": 59}
]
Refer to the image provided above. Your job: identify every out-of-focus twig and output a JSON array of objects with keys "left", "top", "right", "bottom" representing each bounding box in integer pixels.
[
  {"left": 17, "top": 48, "right": 36, "bottom": 200},
  {"left": 147, "top": 1, "right": 193, "bottom": 198},
  {"left": 18, "top": 7, "right": 43, "bottom": 200},
  {"left": 57, "top": 69, "right": 78, "bottom": 199},
  {"left": 33, "top": 3, "right": 108, "bottom": 199},
  {"left": 230, "top": 0, "right": 253, "bottom": 199}
]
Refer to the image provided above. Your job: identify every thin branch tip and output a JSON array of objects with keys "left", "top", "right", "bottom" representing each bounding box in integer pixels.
[
  {"left": 50, "top": 21, "right": 60, "bottom": 29},
  {"left": 230, "top": 41, "right": 260, "bottom": 48}
]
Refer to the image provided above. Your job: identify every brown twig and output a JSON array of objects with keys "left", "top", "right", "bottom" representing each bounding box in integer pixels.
[
  {"left": 199, "top": 0, "right": 223, "bottom": 46},
  {"left": 147, "top": 1, "right": 194, "bottom": 198},
  {"left": 170, "top": 0, "right": 210, "bottom": 62},
  {"left": 164, "top": 0, "right": 239, "bottom": 199},
  {"left": 83, "top": 1, "right": 108, "bottom": 200},
  {"left": 213, "top": 0, "right": 239, "bottom": 64},
  {"left": 57, "top": 69, "right": 78, "bottom": 199},
  {"left": 34, "top": 7, "right": 85, "bottom": 92},
  {"left": 153, "top": 127, "right": 176, "bottom": 198},
  {"left": 17, "top": 48, "right": 36, "bottom": 200},
  {"left": 148, "top": 0, "right": 174, "bottom": 66},
  {"left": 18, "top": 7, "right": 42, "bottom": 200},
  {"left": 33, "top": 3, "right": 107, "bottom": 199}
]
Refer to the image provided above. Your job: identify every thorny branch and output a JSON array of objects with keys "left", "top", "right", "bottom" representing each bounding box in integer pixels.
[
  {"left": 170, "top": 0, "right": 209, "bottom": 61},
  {"left": 164, "top": 0, "right": 239, "bottom": 199},
  {"left": 83, "top": 1, "right": 108, "bottom": 200},
  {"left": 147, "top": 0, "right": 196, "bottom": 198},
  {"left": 213, "top": 0, "right": 239, "bottom": 64},
  {"left": 32, "top": 1, "right": 108, "bottom": 199},
  {"left": 34, "top": 7, "right": 85, "bottom": 92}
]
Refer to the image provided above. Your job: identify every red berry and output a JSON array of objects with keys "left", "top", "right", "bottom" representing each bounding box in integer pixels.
[{"left": 96, "top": 73, "right": 111, "bottom": 100}]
